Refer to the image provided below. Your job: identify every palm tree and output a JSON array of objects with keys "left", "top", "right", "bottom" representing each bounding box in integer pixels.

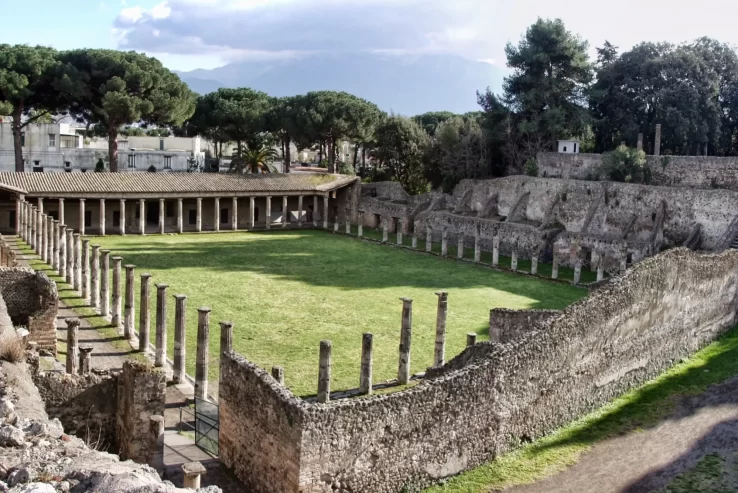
[{"left": 229, "top": 146, "right": 279, "bottom": 174}]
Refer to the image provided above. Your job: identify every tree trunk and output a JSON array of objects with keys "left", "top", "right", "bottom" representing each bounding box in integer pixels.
[
  {"left": 318, "top": 142, "right": 324, "bottom": 164},
  {"left": 108, "top": 128, "right": 119, "bottom": 173},
  {"left": 283, "top": 135, "right": 291, "bottom": 173},
  {"left": 328, "top": 136, "right": 336, "bottom": 174},
  {"left": 362, "top": 147, "right": 366, "bottom": 177},
  {"left": 12, "top": 106, "right": 24, "bottom": 172},
  {"left": 236, "top": 141, "right": 243, "bottom": 157},
  {"left": 353, "top": 143, "right": 360, "bottom": 175}
]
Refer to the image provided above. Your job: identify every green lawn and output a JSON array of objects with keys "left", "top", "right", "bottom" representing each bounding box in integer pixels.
[{"left": 81, "top": 230, "right": 585, "bottom": 396}]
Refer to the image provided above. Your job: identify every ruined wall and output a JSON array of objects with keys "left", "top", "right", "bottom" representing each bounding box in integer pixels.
[
  {"left": 0, "top": 267, "right": 57, "bottom": 352},
  {"left": 489, "top": 308, "right": 561, "bottom": 343},
  {"left": 219, "top": 247, "right": 738, "bottom": 493}
]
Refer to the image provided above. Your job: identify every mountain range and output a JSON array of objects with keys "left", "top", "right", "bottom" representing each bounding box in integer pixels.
[{"left": 174, "top": 53, "right": 504, "bottom": 116}]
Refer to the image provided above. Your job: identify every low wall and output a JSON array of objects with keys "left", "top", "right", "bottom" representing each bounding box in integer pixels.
[
  {"left": 219, "top": 247, "right": 738, "bottom": 492},
  {"left": 489, "top": 308, "right": 561, "bottom": 343},
  {"left": 0, "top": 267, "right": 57, "bottom": 353}
]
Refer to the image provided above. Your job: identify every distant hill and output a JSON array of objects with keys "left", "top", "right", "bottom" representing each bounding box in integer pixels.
[{"left": 174, "top": 52, "right": 504, "bottom": 115}]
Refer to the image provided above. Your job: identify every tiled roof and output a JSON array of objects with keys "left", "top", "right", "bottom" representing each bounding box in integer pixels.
[{"left": 0, "top": 172, "right": 357, "bottom": 197}]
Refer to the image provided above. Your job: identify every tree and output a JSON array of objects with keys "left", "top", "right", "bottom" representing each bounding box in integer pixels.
[
  {"left": 425, "top": 115, "right": 490, "bottom": 191},
  {"left": 503, "top": 18, "right": 593, "bottom": 150},
  {"left": 208, "top": 88, "right": 272, "bottom": 156},
  {"left": 265, "top": 95, "right": 305, "bottom": 173},
  {"left": 0, "top": 45, "right": 63, "bottom": 171},
  {"left": 601, "top": 145, "right": 650, "bottom": 183},
  {"left": 58, "top": 49, "right": 196, "bottom": 172},
  {"left": 370, "top": 116, "right": 430, "bottom": 194},
  {"left": 190, "top": 93, "right": 230, "bottom": 159},
  {"left": 229, "top": 146, "right": 279, "bottom": 174},
  {"left": 412, "top": 111, "right": 457, "bottom": 136}
]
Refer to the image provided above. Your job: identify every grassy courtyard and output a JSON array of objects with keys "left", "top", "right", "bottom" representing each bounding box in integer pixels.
[{"left": 88, "top": 230, "right": 586, "bottom": 396}]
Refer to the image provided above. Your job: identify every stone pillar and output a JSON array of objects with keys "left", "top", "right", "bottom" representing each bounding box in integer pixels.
[
  {"left": 59, "top": 225, "right": 67, "bottom": 280},
  {"left": 220, "top": 321, "right": 233, "bottom": 355},
  {"left": 313, "top": 196, "right": 318, "bottom": 227},
  {"left": 36, "top": 200, "right": 43, "bottom": 252},
  {"left": 397, "top": 297, "right": 413, "bottom": 385},
  {"left": 65, "top": 229, "right": 74, "bottom": 285},
  {"left": 232, "top": 197, "right": 238, "bottom": 230},
  {"left": 139, "top": 199, "right": 146, "bottom": 235},
  {"left": 41, "top": 214, "right": 47, "bottom": 263},
  {"left": 511, "top": 247, "right": 519, "bottom": 271},
  {"left": 426, "top": 227, "right": 432, "bottom": 252},
  {"left": 15, "top": 199, "right": 21, "bottom": 238},
  {"left": 654, "top": 124, "right": 662, "bottom": 156},
  {"left": 590, "top": 250, "right": 599, "bottom": 273},
  {"left": 283, "top": 196, "right": 289, "bottom": 228},
  {"left": 213, "top": 197, "right": 220, "bottom": 232},
  {"left": 396, "top": 221, "right": 403, "bottom": 245},
  {"left": 357, "top": 211, "right": 364, "bottom": 237},
  {"left": 271, "top": 365, "right": 285, "bottom": 385},
  {"left": 139, "top": 273, "right": 152, "bottom": 353},
  {"left": 149, "top": 416, "right": 165, "bottom": 475},
  {"left": 159, "top": 199, "right": 166, "bottom": 234},
  {"left": 99, "top": 199, "right": 106, "bottom": 236},
  {"left": 51, "top": 220, "right": 59, "bottom": 272},
  {"left": 597, "top": 257, "right": 605, "bottom": 282},
  {"left": 382, "top": 218, "right": 388, "bottom": 243},
  {"left": 573, "top": 259, "right": 582, "bottom": 284},
  {"left": 265, "top": 196, "right": 272, "bottom": 230},
  {"left": 323, "top": 196, "right": 329, "bottom": 230},
  {"left": 78, "top": 346, "right": 93, "bottom": 375},
  {"left": 249, "top": 197, "right": 256, "bottom": 229},
  {"left": 345, "top": 208, "right": 351, "bottom": 234},
  {"left": 79, "top": 199, "right": 86, "bottom": 236},
  {"left": 531, "top": 252, "right": 539, "bottom": 275},
  {"left": 467, "top": 333, "right": 477, "bottom": 347},
  {"left": 457, "top": 236, "right": 464, "bottom": 259},
  {"left": 489, "top": 310, "right": 500, "bottom": 343},
  {"left": 173, "top": 295, "right": 187, "bottom": 384},
  {"left": 111, "top": 257, "right": 122, "bottom": 329},
  {"left": 359, "top": 333, "right": 373, "bottom": 395},
  {"left": 195, "top": 307, "right": 211, "bottom": 400},
  {"left": 90, "top": 245, "right": 100, "bottom": 309},
  {"left": 298, "top": 196, "right": 304, "bottom": 227},
  {"left": 155, "top": 283, "right": 169, "bottom": 368},
  {"left": 637, "top": 133, "right": 643, "bottom": 151},
  {"left": 492, "top": 236, "right": 500, "bottom": 266},
  {"left": 177, "top": 199, "right": 183, "bottom": 234},
  {"left": 120, "top": 199, "right": 126, "bottom": 235},
  {"left": 100, "top": 250, "right": 110, "bottom": 318},
  {"left": 317, "top": 340, "right": 332, "bottom": 403},
  {"left": 58, "top": 198, "right": 65, "bottom": 226},
  {"left": 196, "top": 198, "right": 202, "bottom": 232},
  {"left": 65, "top": 317, "right": 80, "bottom": 375},
  {"left": 552, "top": 254, "right": 559, "bottom": 280},
  {"left": 433, "top": 291, "right": 448, "bottom": 367},
  {"left": 73, "top": 234, "right": 82, "bottom": 291},
  {"left": 124, "top": 264, "right": 135, "bottom": 340},
  {"left": 182, "top": 462, "right": 206, "bottom": 490},
  {"left": 441, "top": 228, "right": 448, "bottom": 257},
  {"left": 46, "top": 215, "right": 53, "bottom": 263},
  {"left": 411, "top": 230, "right": 418, "bottom": 249},
  {"left": 620, "top": 253, "right": 628, "bottom": 273},
  {"left": 474, "top": 227, "right": 481, "bottom": 262}
]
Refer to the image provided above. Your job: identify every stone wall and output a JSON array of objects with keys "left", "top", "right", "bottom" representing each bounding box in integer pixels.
[
  {"left": 488, "top": 308, "right": 561, "bottom": 343},
  {"left": 0, "top": 267, "right": 57, "bottom": 353},
  {"left": 219, "top": 247, "right": 738, "bottom": 492}
]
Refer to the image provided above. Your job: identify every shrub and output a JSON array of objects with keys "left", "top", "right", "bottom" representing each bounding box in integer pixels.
[
  {"left": 0, "top": 334, "right": 25, "bottom": 363},
  {"left": 601, "top": 145, "right": 650, "bottom": 184},
  {"left": 524, "top": 157, "right": 539, "bottom": 177},
  {"left": 147, "top": 165, "right": 157, "bottom": 173},
  {"left": 94, "top": 158, "right": 106, "bottom": 173}
]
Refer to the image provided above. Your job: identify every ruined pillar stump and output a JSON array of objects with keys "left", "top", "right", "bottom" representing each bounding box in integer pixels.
[
  {"left": 433, "top": 291, "right": 448, "bottom": 367},
  {"left": 397, "top": 297, "right": 413, "bottom": 385},
  {"left": 195, "top": 307, "right": 211, "bottom": 400}
]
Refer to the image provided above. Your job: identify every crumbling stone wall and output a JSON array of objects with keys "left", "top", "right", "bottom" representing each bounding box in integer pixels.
[
  {"left": 0, "top": 236, "right": 18, "bottom": 267},
  {"left": 219, "top": 247, "right": 738, "bottom": 492},
  {"left": 489, "top": 308, "right": 561, "bottom": 343},
  {"left": 0, "top": 267, "right": 57, "bottom": 353}
]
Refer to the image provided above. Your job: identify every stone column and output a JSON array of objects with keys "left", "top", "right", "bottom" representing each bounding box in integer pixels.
[
  {"left": 492, "top": 236, "right": 500, "bottom": 266},
  {"left": 65, "top": 317, "right": 80, "bottom": 375},
  {"left": 382, "top": 218, "right": 388, "bottom": 243},
  {"left": 73, "top": 234, "right": 81, "bottom": 291},
  {"left": 231, "top": 197, "right": 238, "bottom": 230},
  {"left": 426, "top": 227, "right": 432, "bottom": 252},
  {"left": 46, "top": 216, "right": 53, "bottom": 263},
  {"left": 552, "top": 254, "right": 559, "bottom": 279},
  {"left": 467, "top": 333, "right": 477, "bottom": 347},
  {"left": 322, "top": 196, "right": 329, "bottom": 230},
  {"left": 195, "top": 307, "right": 211, "bottom": 400},
  {"left": 173, "top": 295, "right": 187, "bottom": 384},
  {"left": 345, "top": 208, "right": 351, "bottom": 234},
  {"left": 220, "top": 321, "right": 233, "bottom": 356},
  {"left": 36, "top": 207, "right": 41, "bottom": 253},
  {"left": 124, "top": 264, "right": 135, "bottom": 340},
  {"left": 489, "top": 310, "right": 500, "bottom": 342},
  {"left": 396, "top": 220, "right": 403, "bottom": 245},
  {"left": 65, "top": 229, "right": 74, "bottom": 285},
  {"left": 531, "top": 252, "right": 539, "bottom": 275},
  {"left": 434, "top": 291, "right": 448, "bottom": 367},
  {"left": 79, "top": 199, "right": 86, "bottom": 236},
  {"left": 298, "top": 196, "right": 304, "bottom": 227},
  {"left": 637, "top": 133, "right": 644, "bottom": 151},
  {"left": 149, "top": 416, "right": 165, "bottom": 475},
  {"left": 139, "top": 273, "right": 152, "bottom": 353},
  {"left": 282, "top": 196, "right": 288, "bottom": 228},
  {"left": 139, "top": 199, "right": 146, "bottom": 235},
  {"left": 597, "top": 256, "right": 605, "bottom": 282},
  {"left": 155, "top": 283, "right": 169, "bottom": 368},
  {"left": 196, "top": 198, "right": 202, "bottom": 232},
  {"left": 271, "top": 366, "right": 285, "bottom": 385},
  {"left": 359, "top": 333, "right": 373, "bottom": 395},
  {"left": 40, "top": 214, "right": 47, "bottom": 263},
  {"left": 357, "top": 211, "right": 364, "bottom": 237},
  {"left": 313, "top": 196, "right": 318, "bottom": 227},
  {"left": 573, "top": 259, "right": 582, "bottom": 284},
  {"left": 16, "top": 199, "right": 22, "bottom": 239},
  {"left": 317, "top": 340, "right": 332, "bottom": 403},
  {"left": 511, "top": 247, "right": 518, "bottom": 271},
  {"left": 213, "top": 197, "right": 220, "bottom": 232},
  {"left": 177, "top": 199, "right": 183, "bottom": 234},
  {"left": 100, "top": 250, "right": 110, "bottom": 318},
  {"left": 474, "top": 228, "right": 481, "bottom": 263},
  {"left": 90, "top": 245, "right": 100, "bottom": 309},
  {"left": 159, "top": 199, "right": 166, "bottom": 234},
  {"left": 441, "top": 228, "right": 448, "bottom": 257},
  {"left": 590, "top": 250, "right": 599, "bottom": 273},
  {"left": 249, "top": 197, "right": 255, "bottom": 229},
  {"left": 654, "top": 124, "right": 662, "bottom": 156},
  {"left": 411, "top": 229, "right": 418, "bottom": 249},
  {"left": 111, "top": 257, "right": 123, "bottom": 329},
  {"left": 78, "top": 346, "right": 93, "bottom": 375},
  {"left": 182, "top": 463, "right": 206, "bottom": 490},
  {"left": 265, "top": 196, "right": 271, "bottom": 230},
  {"left": 58, "top": 198, "right": 65, "bottom": 226},
  {"left": 99, "top": 199, "right": 106, "bottom": 236},
  {"left": 457, "top": 236, "right": 464, "bottom": 259},
  {"left": 51, "top": 220, "right": 59, "bottom": 272},
  {"left": 397, "top": 297, "right": 413, "bottom": 385},
  {"left": 58, "top": 225, "right": 66, "bottom": 280},
  {"left": 120, "top": 199, "right": 126, "bottom": 235}
]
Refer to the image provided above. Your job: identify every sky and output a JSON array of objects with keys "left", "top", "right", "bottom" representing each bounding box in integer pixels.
[{"left": 4, "top": 0, "right": 738, "bottom": 72}]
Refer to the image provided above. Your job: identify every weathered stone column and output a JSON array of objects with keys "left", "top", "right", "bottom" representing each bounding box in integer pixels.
[
  {"left": 177, "top": 199, "right": 183, "bottom": 234},
  {"left": 139, "top": 199, "right": 146, "bottom": 235},
  {"left": 271, "top": 365, "right": 285, "bottom": 385},
  {"left": 213, "top": 197, "right": 220, "bottom": 232},
  {"left": 511, "top": 247, "right": 518, "bottom": 271},
  {"left": 411, "top": 226, "right": 418, "bottom": 249},
  {"left": 182, "top": 462, "right": 206, "bottom": 490},
  {"left": 58, "top": 225, "right": 67, "bottom": 280},
  {"left": 99, "top": 199, "right": 106, "bottom": 236},
  {"left": 36, "top": 198, "right": 43, "bottom": 252},
  {"left": 65, "top": 229, "right": 74, "bottom": 285},
  {"left": 357, "top": 211, "right": 364, "bottom": 237},
  {"left": 149, "top": 415, "right": 165, "bottom": 475},
  {"left": 159, "top": 199, "right": 166, "bottom": 234},
  {"left": 220, "top": 320, "right": 233, "bottom": 355},
  {"left": 155, "top": 283, "right": 169, "bottom": 368},
  {"left": 66, "top": 317, "right": 80, "bottom": 375},
  {"left": 531, "top": 252, "right": 539, "bottom": 275},
  {"left": 139, "top": 273, "right": 152, "bottom": 353},
  {"left": 359, "top": 333, "right": 373, "bottom": 395},
  {"left": 58, "top": 198, "right": 65, "bottom": 226},
  {"left": 79, "top": 198, "right": 86, "bottom": 236},
  {"left": 120, "top": 199, "right": 126, "bottom": 235},
  {"left": 620, "top": 253, "right": 628, "bottom": 273},
  {"left": 313, "top": 196, "right": 318, "bottom": 227},
  {"left": 573, "top": 259, "right": 582, "bottom": 284},
  {"left": 90, "top": 245, "right": 100, "bottom": 309},
  {"left": 489, "top": 309, "right": 500, "bottom": 342},
  {"left": 637, "top": 133, "right": 644, "bottom": 151},
  {"left": 51, "top": 220, "right": 59, "bottom": 272},
  {"left": 249, "top": 197, "right": 256, "bottom": 229},
  {"left": 552, "top": 254, "right": 559, "bottom": 279},
  {"left": 590, "top": 250, "right": 599, "bottom": 273},
  {"left": 396, "top": 220, "right": 403, "bottom": 245},
  {"left": 323, "top": 196, "right": 329, "bottom": 230},
  {"left": 467, "top": 333, "right": 477, "bottom": 347},
  {"left": 654, "top": 123, "right": 662, "bottom": 156},
  {"left": 111, "top": 257, "right": 123, "bottom": 329},
  {"left": 41, "top": 214, "right": 47, "bottom": 263},
  {"left": 196, "top": 198, "right": 202, "bottom": 232},
  {"left": 426, "top": 226, "right": 432, "bottom": 252},
  {"left": 173, "top": 295, "right": 187, "bottom": 384},
  {"left": 124, "top": 264, "right": 135, "bottom": 339},
  {"left": 73, "top": 234, "right": 82, "bottom": 291},
  {"left": 283, "top": 196, "right": 288, "bottom": 228},
  {"left": 317, "top": 340, "right": 332, "bottom": 403},
  {"left": 46, "top": 215, "right": 53, "bottom": 263},
  {"left": 398, "top": 297, "right": 413, "bottom": 385},
  {"left": 492, "top": 235, "right": 500, "bottom": 266},
  {"left": 597, "top": 256, "right": 605, "bottom": 282},
  {"left": 195, "top": 307, "right": 211, "bottom": 400},
  {"left": 441, "top": 227, "right": 448, "bottom": 257},
  {"left": 345, "top": 208, "right": 351, "bottom": 234},
  {"left": 100, "top": 250, "right": 110, "bottom": 318},
  {"left": 265, "top": 196, "right": 272, "bottom": 230},
  {"left": 16, "top": 199, "right": 22, "bottom": 238},
  {"left": 382, "top": 218, "right": 388, "bottom": 243},
  {"left": 231, "top": 197, "right": 238, "bottom": 230},
  {"left": 457, "top": 236, "right": 464, "bottom": 259},
  {"left": 78, "top": 346, "right": 93, "bottom": 375},
  {"left": 430, "top": 290, "right": 450, "bottom": 368},
  {"left": 297, "top": 196, "right": 304, "bottom": 227},
  {"left": 474, "top": 227, "right": 481, "bottom": 263}
]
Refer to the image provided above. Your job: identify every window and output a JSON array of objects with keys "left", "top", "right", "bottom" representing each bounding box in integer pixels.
[
  {"left": 20, "top": 132, "right": 25, "bottom": 147},
  {"left": 60, "top": 135, "right": 77, "bottom": 148},
  {"left": 220, "top": 208, "right": 228, "bottom": 224},
  {"left": 64, "top": 161, "right": 72, "bottom": 173},
  {"left": 166, "top": 202, "right": 174, "bottom": 217},
  {"left": 8, "top": 211, "right": 15, "bottom": 229},
  {"left": 48, "top": 134, "right": 56, "bottom": 147},
  {"left": 33, "top": 162, "right": 43, "bottom": 173},
  {"left": 85, "top": 211, "right": 92, "bottom": 228},
  {"left": 159, "top": 139, "right": 165, "bottom": 151},
  {"left": 563, "top": 146, "right": 568, "bottom": 152},
  {"left": 188, "top": 209, "right": 197, "bottom": 225},
  {"left": 163, "top": 156, "right": 172, "bottom": 169},
  {"left": 573, "top": 143, "right": 578, "bottom": 153},
  {"left": 127, "top": 155, "right": 136, "bottom": 168}
]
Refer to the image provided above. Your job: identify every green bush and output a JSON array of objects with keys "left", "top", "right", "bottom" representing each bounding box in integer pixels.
[
  {"left": 94, "top": 158, "right": 106, "bottom": 173},
  {"left": 601, "top": 145, "right": 650, "bottom": 184},
  {"left": 524, "top": 157, "right": 539, "bottom": 177}
]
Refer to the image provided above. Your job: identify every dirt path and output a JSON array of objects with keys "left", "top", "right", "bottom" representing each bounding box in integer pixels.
[{"left": 503, "top": 377, "right": 738, "bottom": 493}]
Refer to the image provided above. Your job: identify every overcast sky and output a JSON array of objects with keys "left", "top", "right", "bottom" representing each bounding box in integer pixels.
[{"left": 4, "top": 0, "right": 738, "bottom": 71}]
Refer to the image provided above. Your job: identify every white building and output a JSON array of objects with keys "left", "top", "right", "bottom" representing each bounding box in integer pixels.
[{"left": 557, "top": 140, "right": 580, "bottom": 154}]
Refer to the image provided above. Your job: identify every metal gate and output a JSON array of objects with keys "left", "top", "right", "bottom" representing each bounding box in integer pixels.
[{"left": 180, "top": 397, "right": 219, "bottom": 456}]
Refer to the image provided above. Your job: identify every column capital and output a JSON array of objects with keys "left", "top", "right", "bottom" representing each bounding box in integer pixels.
[
  {"left": 197, "top": 306, "right": 212, "bottom": 314},
  {"left": 120, "top": 198, "right": 126, "bottom": 203},
  {"left": 79, "top": 198, "right": 85, "bottom": 203},
  {"left": 174, "top": 294, "right": 187, "bottom": 301},
  {"left": 155, "top": 283, "right": 169, "bottom": 289},
  {"left": 141, "top": 272, "right": 153, "bottom": 279},
  {"left": 58, "top": 198, "right": 65, "bottom": 202},
  {"left": 124, "top": 264, "right": 136, "bottom": 270}
]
